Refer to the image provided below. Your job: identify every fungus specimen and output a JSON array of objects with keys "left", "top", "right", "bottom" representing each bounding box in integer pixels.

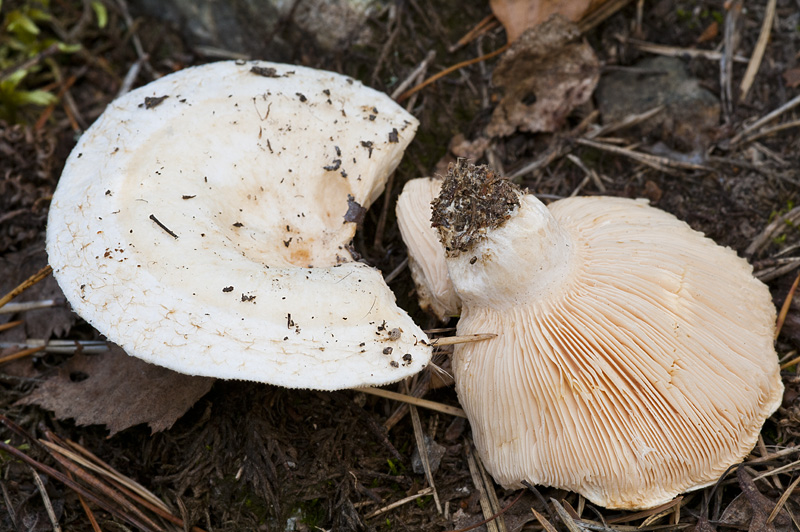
[
  {"left": 400, "top": 161, "right": 783, "bottom": 509},
  {"left": 47, "top": 61, "right": 430, "bottom": 390}
]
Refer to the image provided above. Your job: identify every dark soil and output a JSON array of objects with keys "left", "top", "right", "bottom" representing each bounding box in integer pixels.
[{"left": 2, "top": 0, "right": 800, "bottom": 531}]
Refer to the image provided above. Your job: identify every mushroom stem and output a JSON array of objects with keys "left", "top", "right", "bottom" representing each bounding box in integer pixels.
[{"left": 431, "top": 161, "right": 573, "bottom": 308}]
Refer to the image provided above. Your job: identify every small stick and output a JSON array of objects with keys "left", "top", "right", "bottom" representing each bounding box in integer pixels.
[
  {"left": 627, "top": 38, "right": 749, "bottom": 63},
  {"left": 0, "top": 345, "right": 45, "bottom": 366},
  {"left": 149, "top": 214, "right": 178, "bottom": 239},
  {"left": 0, "top": 265, "right": 53, "bottom": 310},
  {"left": 431, "top": 333, "right": 497, "bottom": 346},
  {"left": 721, "top": 0, "right": 742, "bottom": 121},
  {"left": 410, "top": 406, "right": 442, "bottom": 514},
  {"left": 358, "top": 387, "right": 466, "bottom": 418},
  {"left": 396, "top": 44, "right": 510, "bottom": 103},
  {"left": 0, "top": 320, "right": 23, "bottom": 332},
  {"left": 390, "top": 50, "right": 436, "bottom": 101},
  {"left": 731, "top": 92, "right": 800, "bottom": 146},
  {"left": 747, "top": 445, "right": 800, "bottom": 465},
  {"left": 532, "top": 508, "right": 560, "bottom": 532},
  {"left": 0, "top": 440, "right": 156, "bottom": 531},
  {"left": 467, "top": 445, "right": 500, "bottom": 532},
  {"left": 736, "top": 118, "right": 800, "bottom": 146},
  {"left": 383, "top": 257, "right": 408, "bottom": 284},
  {"left": 0, "top": 340, "right": 109, "bottom": 355},
  {"left": 364, "top": 487, "right": 432, "bottom": 519},
  {"left": 45, "top": 448, "right": 164, "bottom": 532},
  {"left": 449, "top": 15, "right": 500, "bottom": 52},
  {"left": 767, "top": 474, "right": 800, "bottom": 524},
  {"left": 775, "top": 271, "right": 800, "bottom": 341},
  {"left": 28, "top": 465, "right": 63, "bottom": 532},
  {"left": 576, "top": 138, "right": 713, "bottom": 174},
  {"left": 578, "top": 0, "right": 633, "bottom": 33},
  {"left": 739, "top": 0, "right": 777, "bottom": 101},
  {"left": 373, "top": 170, "right": 396, "bottom": 251},
  {"left": 478, "top": 454, "right": 508, "bottom": 532},
  {"left": 0, "top": 299, "right": 61, "bottom": 314},
  {"left": 751, "top": 458, "right": 800, "bottom": 481},
  {"left": 42, "top": 438, "right": 170, "bottom": 513}
]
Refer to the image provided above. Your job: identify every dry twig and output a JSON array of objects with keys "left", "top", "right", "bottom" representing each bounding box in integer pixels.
[
  {"left": 740, "top": 0, "right": 777, "bottom": 101},
  {"left": 358, "top": 387, "right": 466, "bottom": 418},
  {"left": 0, "top": 265, "right": 53, "bottom": 310}
]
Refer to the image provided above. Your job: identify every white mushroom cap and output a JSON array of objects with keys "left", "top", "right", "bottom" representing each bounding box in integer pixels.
[
  {"left": 46, "top": 61, "right": 430, "bottom": 391},
  {"left": 396, "top": 177, "right": 461, "bottom": 321},
  {"left": 430, "top": 162, "right": 783, "bottom": 509}
]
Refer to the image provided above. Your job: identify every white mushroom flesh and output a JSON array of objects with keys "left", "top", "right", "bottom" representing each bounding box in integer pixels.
[
  {"left": 396, "top": 177, "right": 461, "bottom": 320},
  {"left": 47, "top": 61, "right": 430, "bottom": 390}
]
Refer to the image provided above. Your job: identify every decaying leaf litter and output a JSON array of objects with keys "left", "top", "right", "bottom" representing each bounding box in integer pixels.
[{"left": 1, "top": 0, "right": 800, "bottom": 530}]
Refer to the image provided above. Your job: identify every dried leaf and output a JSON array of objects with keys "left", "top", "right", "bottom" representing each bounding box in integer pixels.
[
  {"left": 0, "top": 247, "right": 75, "bottom": 341},
  {"left": 696, "top": 21, "right": 719, "bottom": 43},
  {"left": 736, "top": 468, "right": 792, "bottom": 532},
  {"left": 487, "top": 16, "right": 600, "bottom": 137},
  {"left": 490, "top": 0, "right": 605, "bottom": 43},
  {"left": 18, "top": 344, "right": 215, "bottom": 435},
  {"left": 783, "top": 68, "right": 800, "bottom": 89}
]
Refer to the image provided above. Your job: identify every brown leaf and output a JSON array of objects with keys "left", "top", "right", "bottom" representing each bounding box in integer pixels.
[
  {"left": 487, "top": 16, "right": 600, "bottom": 137},
  {"left": 696, "top": 21, "right": 719, "bottom": 43},
  {"left": 783, "top": 68, "right": 800, "bottom": 89},
  {"left": 18, "top": 344, "right": 215, "bottom": 435},
  {"left": 736, "top": 467, "right": 792, "bottom": 532},
  {"left": 0, "top": 246, "right": 76, "bottom": 341},
  {"left": 490, "top": 0, "right": 599, "bottom": 43}
]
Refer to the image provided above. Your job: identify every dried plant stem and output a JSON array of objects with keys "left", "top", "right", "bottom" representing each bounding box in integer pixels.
[
  {"left": 579, "top": 0, "right": 633, "bottom": 32},
  {"left": 0, "top": 345, "right": 45, "bottom": 366},
  {"left": 409, "top": 405, "right": 442, "bottom": 514},
  {"left": 466, "top": 446, "right": 501, "bottom": 532},
  {"left": 576, "top": 138, "right": 712, "bottom": 174},
  {"left": 768, "top": 474, "right": 800, "bottom": 524},
  {"left": 45, "top": 448, "right": 164, "bottom": 531},
  {"left": 28, "top": 465, "right": 63, "bottom": 532},
  {"left": 628, "top": 38, "right": 749, "bottom": 63},
  {"left": 747, "top": 446, "right": 800, "bottom": 465},
  {"left": 390, "top": 50, "right": 436, "bottom": 100},
  {"left": 0, "top": 265, "right": 53, "bottom": 310},
  {"left": 776, "top": 272, "right": 800, "bottom": 341},
  {"left": 42, "top": 439, "right": 170, "bottom": 513},
  {"left": 449, "top": 14, "right": 500, "bottom": 52},
  {"left": 0, "top": 320, "right": 23, "bottom": 332},
  {"left": 432, "top": 333, "right": 497, "bottom": 346},
  {"left": 358, "top": 387, "right": 467, "bottom": 418},
  {"left": 364, "top": 487, "right": 433, "bottom": 519},
  {"left": 0, "top": 440, "right": 156, "bottom": 531},
  {"left": 732, "top": 93, "right": 800, "bottom": 146},
  {"left": 396, "top": 44, "right": 510, "bottom": 103},
  {"left": 0, "top": 299, "right": 60, "bottom": 314},
  {"left": 740, "top": 0, "right": 777, "bottom": 101},
  {"left": 532, "top": 508, "right": 559, "bottom": 532}
]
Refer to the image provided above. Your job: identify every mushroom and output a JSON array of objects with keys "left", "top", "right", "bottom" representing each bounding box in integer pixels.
[
  {"left": 396, "top": 177, "right": 460, "bottom": 321},
  {"left": 46, "top": 61, "right": 430, "bottom": 391},
  {"left": 417, "top": 161, "right": 783, "bottom": 509}
]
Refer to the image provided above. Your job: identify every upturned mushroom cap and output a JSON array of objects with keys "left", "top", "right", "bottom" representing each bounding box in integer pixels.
[
  {"left": 396, "top": 177, "right": 461, "bottom": 321},
  {"left": 46, "top": 61, "right": 430, "bottom": 391},
  {"left": 428, "top": 161, "right": 783, "bottom": 509}
]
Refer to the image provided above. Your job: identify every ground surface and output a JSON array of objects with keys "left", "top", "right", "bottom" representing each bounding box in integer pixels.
[{"left": 1, "top": 0, "right": 800, "bottom": 531}]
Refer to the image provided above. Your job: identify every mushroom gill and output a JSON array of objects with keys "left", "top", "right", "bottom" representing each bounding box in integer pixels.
[{"left": 430, "top": 161, "right": 783, "bottom": 509}]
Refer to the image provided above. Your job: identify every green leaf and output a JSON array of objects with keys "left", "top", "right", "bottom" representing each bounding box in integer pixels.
[
  {"left": 15, "top": 88, "right": 57, "bottom": 106},
  {"left": 57, "top": 42, "right": 81, "bottom": 53},
  {"left": 91, "top": 1, "right": 108, "bottom": 29},
  {"left": 27, "top": 8, "right": 53, "bottom": 22},
  {"left": 6, "top": 12, "right": 41, "bottom": 37}
]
